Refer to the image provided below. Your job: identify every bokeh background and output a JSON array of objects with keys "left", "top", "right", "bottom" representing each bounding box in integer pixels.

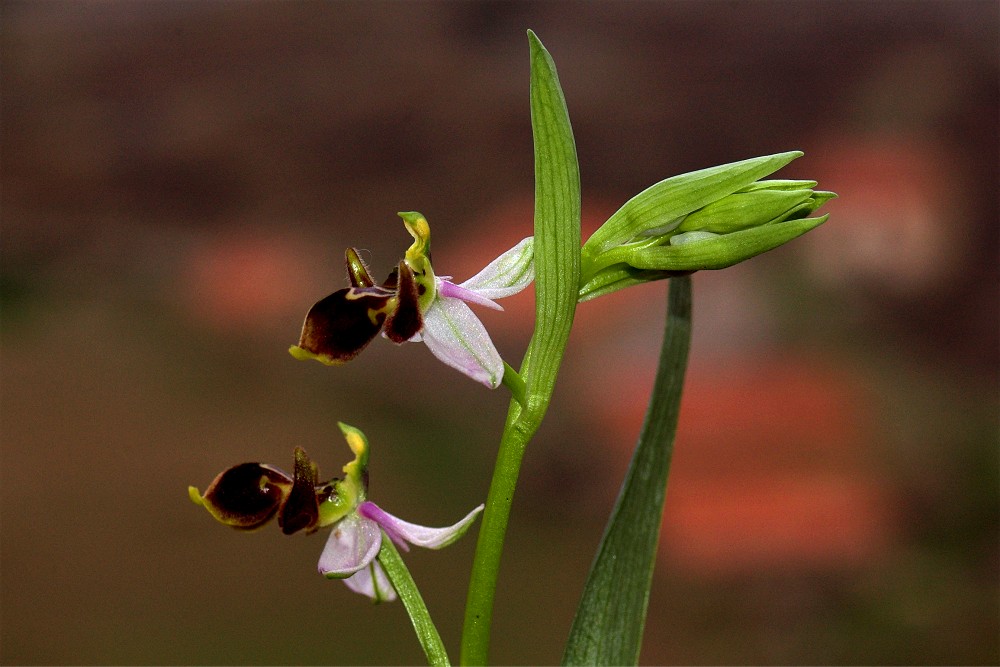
[{"left": 2, "top": 2, "right": 997, "bottom": 664}]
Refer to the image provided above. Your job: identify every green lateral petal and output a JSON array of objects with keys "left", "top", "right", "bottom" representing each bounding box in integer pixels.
[
  {"left": 582, "top": 151, "right": 803, "bottom": 261},
  {"left": 291, "top": 287, "right": 394, "bottom": 364},
  {"left": 278, "top": 447, "right": 321, "bottom": 535},
  {"left": 384, "top": 262, "right": 423, "bottom": 343},
  {"left": 345, "top": 248, "right": 376, "bottom": 288}
]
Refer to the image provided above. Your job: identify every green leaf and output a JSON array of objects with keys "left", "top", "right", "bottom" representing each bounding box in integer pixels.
[
  {"left": 581, "top": 151, "right": 803, "bottom": 267},
  {"left": 519, "top": 29, "right": 582, "bottom": 410},
  {"left": 460, "top": 30, "right": 581, "bottom": 666},
  {"left": 562, "top": 275, "right": 692, "bottom": 666}
]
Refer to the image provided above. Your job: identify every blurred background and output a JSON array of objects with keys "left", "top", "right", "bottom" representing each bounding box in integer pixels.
[{"left": 2, "top": 2, "right": 997, "bottom": 664}]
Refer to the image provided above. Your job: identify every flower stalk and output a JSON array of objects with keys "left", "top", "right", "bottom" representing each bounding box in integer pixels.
[{"left": 377, "top": 535, "right": 451, "bottom": 667}]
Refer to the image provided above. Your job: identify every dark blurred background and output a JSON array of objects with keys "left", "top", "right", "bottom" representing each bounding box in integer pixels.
[{"left": 2, "top": 1, "right": 997, "bottom": 664}]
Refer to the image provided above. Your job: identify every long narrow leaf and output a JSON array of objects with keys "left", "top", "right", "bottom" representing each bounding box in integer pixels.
[
  {"left": 519, "top": 29, "right": 581, "bottom": 407},
  {"left": 562, "top": 275, "right": 692, "bottom": 666}
]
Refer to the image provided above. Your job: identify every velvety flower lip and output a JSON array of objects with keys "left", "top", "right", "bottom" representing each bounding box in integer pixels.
[
  {"left": 289, "top": 256, "right": 423, "bottom": 365},
  {"left": 290, "top": 213, "right": 534, "bottom": 388},
  {"left": 190, "top": 422, "right": 483, "bottom": 603}
]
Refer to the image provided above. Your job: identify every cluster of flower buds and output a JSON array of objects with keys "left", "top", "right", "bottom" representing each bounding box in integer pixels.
[{"left": 578, "top": 151, "right": 835, "bottom": 301}]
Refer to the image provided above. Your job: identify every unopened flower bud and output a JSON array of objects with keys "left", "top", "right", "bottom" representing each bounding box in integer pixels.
[{"left": 578, "top": 152, "right": 835, "bottom": 301}]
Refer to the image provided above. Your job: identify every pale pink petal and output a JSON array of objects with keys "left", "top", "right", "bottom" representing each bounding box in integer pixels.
[
  {"left": 359, "top": 501, "right": 485, "bottom": 549},
  {"left": 317, "top": 512, "right": 382, "bottom": 578},
  {"left": 342, "top": 560, "right": 397, "bottom": 602},
  {"left": 459, "top": 237, "right": 534, "bottom": 300},
  {"left": 421, "top": 297, "right": 504, "bottom": 388}
]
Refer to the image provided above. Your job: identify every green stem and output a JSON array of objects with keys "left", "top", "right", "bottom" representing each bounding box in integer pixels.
[
  {"left": 377, "top": 534, "right": 451, "bottom": 667},
  {"left": 461, "top": 30, "right": 581, "bottom": 665},
  {"left": 460, "top": 405, "right": 537, "bottom": 665}
]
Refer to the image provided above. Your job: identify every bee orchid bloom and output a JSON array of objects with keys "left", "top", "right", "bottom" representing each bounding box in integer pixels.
[
  {"left": 290, "top": 212, "right": 534, "bottom": 388},
  {"left": 189, "top": 423, "right": 483, "bottom": 603}
]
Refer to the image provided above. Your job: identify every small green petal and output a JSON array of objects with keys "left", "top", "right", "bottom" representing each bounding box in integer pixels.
[{"left": 345, "top": 248, "right": 376, "bottom": 288}]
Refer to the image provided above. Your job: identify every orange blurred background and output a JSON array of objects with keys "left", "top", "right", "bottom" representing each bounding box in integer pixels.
[{"left": 2, "top": 2, "right": 997, "bottom": 664}]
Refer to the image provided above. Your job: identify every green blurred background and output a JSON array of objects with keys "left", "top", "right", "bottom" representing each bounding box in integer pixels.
[{"left": 2, "top": 1, "right": 997, "bottom": 664}]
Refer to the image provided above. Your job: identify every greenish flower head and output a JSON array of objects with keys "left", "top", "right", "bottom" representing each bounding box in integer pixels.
[{"left": 579, "top": 151, "right": 835, "bottom": 301}]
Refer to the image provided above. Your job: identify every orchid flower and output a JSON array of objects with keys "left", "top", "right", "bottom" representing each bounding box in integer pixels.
[
  {"left": 290, "top": 212, "right": 534, "bottom": 388},
  {"left": 188, "top": 422, "right": 484, "bottom": 602}
]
